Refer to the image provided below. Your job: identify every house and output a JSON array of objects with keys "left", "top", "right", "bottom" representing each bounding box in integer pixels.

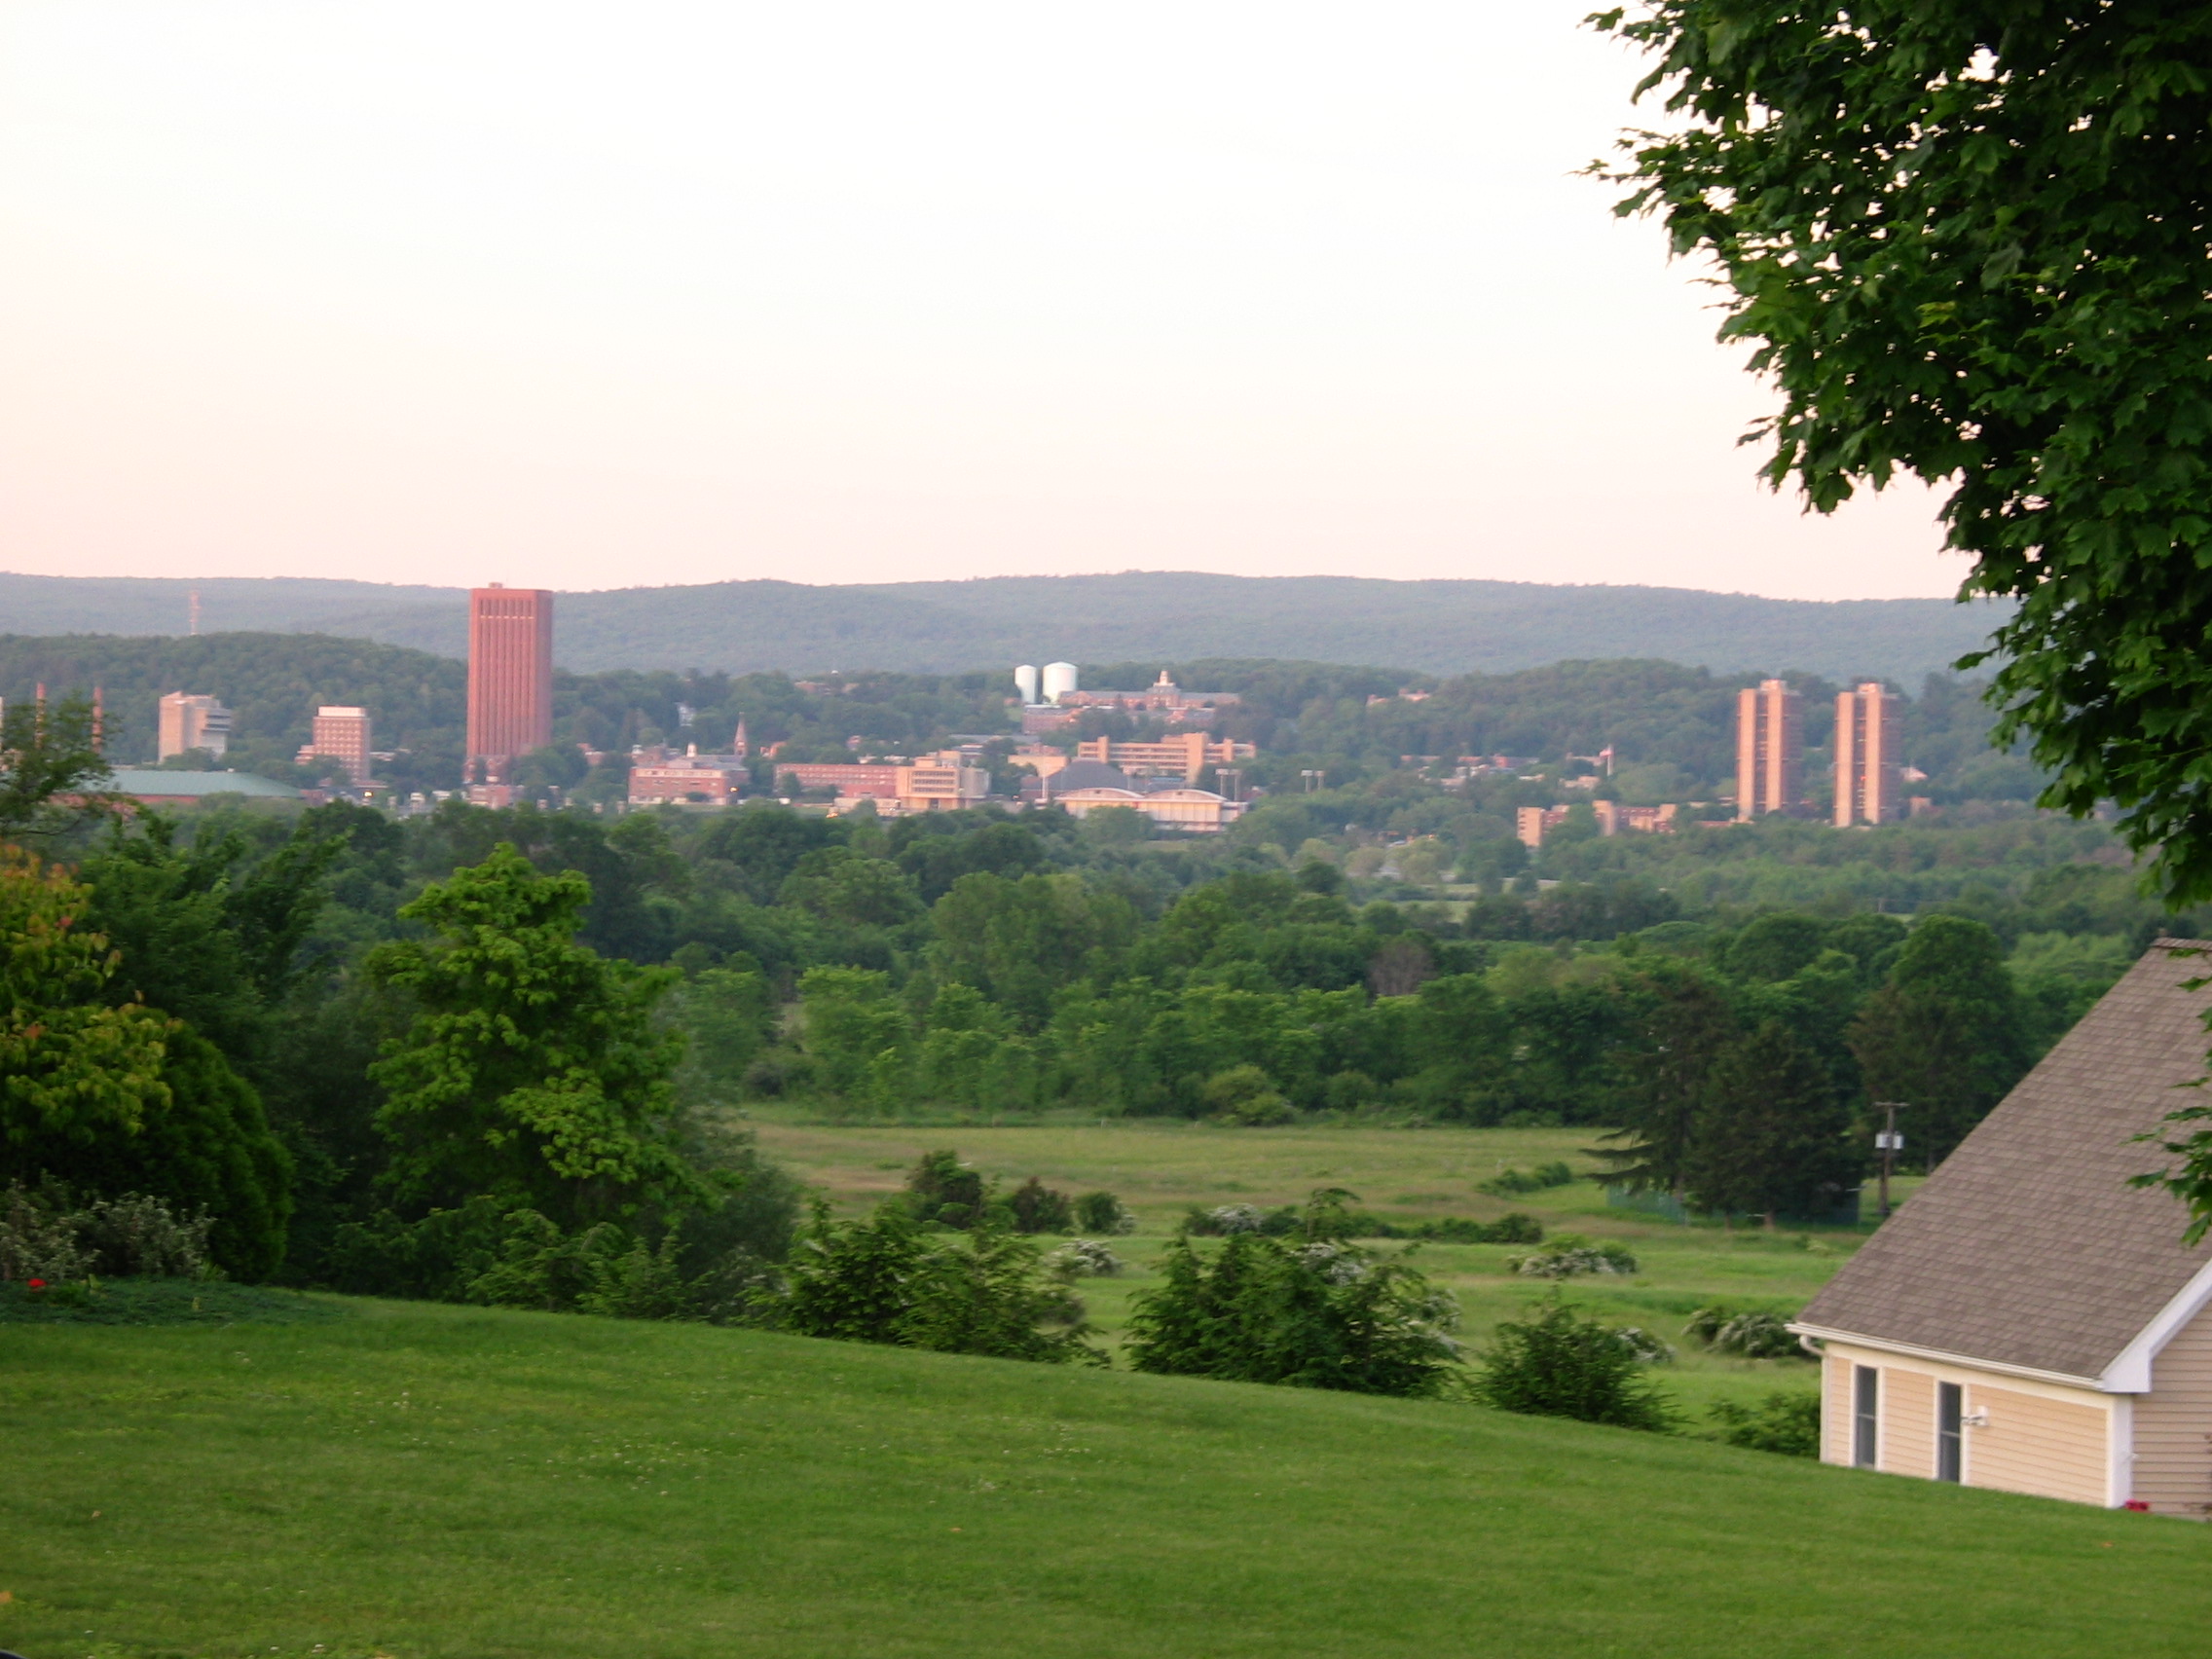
[{"left": 1792, "top": 940, "right": 2212, "bottom": 1513}]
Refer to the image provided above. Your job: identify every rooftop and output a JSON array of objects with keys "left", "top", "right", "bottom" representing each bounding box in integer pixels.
[{"left": 1797, "top": 940, "right": 2212, "bottom": 1382}]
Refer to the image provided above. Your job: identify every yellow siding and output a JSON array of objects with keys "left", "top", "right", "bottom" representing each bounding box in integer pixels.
[
  {"left": 1822, "top": 1354, "right": 1854, "bottom": 1465},
  {"left": 1881, "top": 1367, "right": 1935, "bottom": 1478},
  {"left": 2136, "top": 1302, "right": 2212, "bottom": 1517},
  {"left": 1964, "top": 1383, "right": 2108, "bottom": 1506}
]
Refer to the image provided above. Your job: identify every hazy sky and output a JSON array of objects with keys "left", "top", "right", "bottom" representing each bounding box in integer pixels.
[{"left": 0, "top": 1, "right": 1963, "bottom": 601}]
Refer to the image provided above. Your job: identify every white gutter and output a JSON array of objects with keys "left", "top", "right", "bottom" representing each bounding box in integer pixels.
[{"left": 2099, "top": 1255, "right": 2212, "bottom": 1392}]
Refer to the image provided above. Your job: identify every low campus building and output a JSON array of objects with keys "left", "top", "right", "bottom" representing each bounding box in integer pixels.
[
  {"left": 1046, "top": 784, "right": 1245, "bottom": 832},
  {"left": 773, "top": 756, "right": 989, "bottom": 816},
  {"left": 1073, "top": 732, "right": 1256, "bottom": 782},
  {"left": 1792, "top": 940, "right": 2212, "bottom": 1514}
]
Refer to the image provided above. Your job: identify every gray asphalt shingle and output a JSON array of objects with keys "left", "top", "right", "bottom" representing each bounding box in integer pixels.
[{"left": 1795, "top": 940, "right": 2212, "bottom": 1381}]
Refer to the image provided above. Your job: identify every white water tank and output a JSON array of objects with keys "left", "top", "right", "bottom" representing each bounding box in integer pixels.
[
  {"left": 1041, "top": 661, "right": 1079, "bottom": 705},
  {"left": 1014, "top": 664, "right": 1041, "bottom": 705}
]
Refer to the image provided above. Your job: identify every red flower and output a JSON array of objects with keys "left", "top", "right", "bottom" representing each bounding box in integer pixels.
[{"left": 25, "top": 1279, "right": 46, "bottom": 1291}]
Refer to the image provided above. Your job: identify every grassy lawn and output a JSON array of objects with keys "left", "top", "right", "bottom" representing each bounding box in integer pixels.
[
  {"left": 747, "top": 1115, "right": 1919, "bottom": 1416},
  {"left": 4, "top": 1299, "right": 2205, "bottom": 1659}
]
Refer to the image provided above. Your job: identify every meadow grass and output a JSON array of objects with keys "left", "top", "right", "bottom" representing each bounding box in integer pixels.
[
  {"left": 747, "top": 1115, "right": 1917, "bottom": 1414},
  {"left": 3, "top": 1298, "right": 2205, "bottom": 1659}
]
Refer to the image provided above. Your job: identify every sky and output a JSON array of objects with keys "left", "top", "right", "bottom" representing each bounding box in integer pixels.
[{"left": 0, "top": 1, "right": 1964, "bottom": 601}]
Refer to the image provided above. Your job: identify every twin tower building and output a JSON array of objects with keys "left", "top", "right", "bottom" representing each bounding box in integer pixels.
[{"left": 1737, "top": 679, "right": 1902, "bottom": 826}]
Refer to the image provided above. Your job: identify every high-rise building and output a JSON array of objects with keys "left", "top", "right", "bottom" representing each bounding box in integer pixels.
[
  {"left": 1833, "top": 682, "right": 1900, "bottom": 826},
  {"left": 158, "top": 692, "right": 232, "bottom": 760},
  {"left": 466, "top": 585, "right": 554, "bottom": 782},
  {"left": 301, "top": 706, "right": 373, "bottom": 784},
  {"left": 1735, "top": 679, "right": 1802, "bottom": 820}
]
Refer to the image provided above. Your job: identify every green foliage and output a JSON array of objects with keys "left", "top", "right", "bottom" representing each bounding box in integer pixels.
[
  {"left": 771, "top": 1198, "right": 1099, "bottom": 1363},
  {"left": 1686, "top": 1307, "right": 1803, "bottom": 1361},
  {"left": 1007, "top": 1175, "right": 1074, "bottom": 1235},
  {"left": 1683, "top": 1020, "right": 1862, "bottom": 1223},
  {"left": 1477, "top": 1161, "right": 1574, "bottom": 1197},
  {"left": 0, "top": 695, "right": 118, "bottom": 840},
  {"left": 1710, "top": 1389, "right": 1822, "bottom": 1457},
  {"left": 777, "top": 1199, "right": 932, "bottom": 1343},
  {"left": 1508, "top": 1235, "right": 1639, "bottom": 1279},
  {"left": 0, "top": 1185, "right": 216, "bottom": 1282},
  {"left": 365, "top": 843, "right": 699, "bottom": 1227},
  {"left": 1594, "top": 3, "right": 2212, "bottom": 901},
  {"left": 1472, "top": 1293, "right": 1677, "bottom": 1431},
  {"left": 0, "top": 846, "right": 172, "bottom": 1153},
  {"left": 1127, "top": 1211, "right": 1462, "bottom": 1397},
  {"left": 1073, "top": 1190, "right": 1135, "bottom": 1235},
  {"left": 1849, "top": 915, "right": 2030, "bottom": 1165},
  {"left": 796, "top": 967, "right": 912, "bottom": 1104},
  {"left": 1201, "top": 1063, "right": 1295, "bottom": 1125}
]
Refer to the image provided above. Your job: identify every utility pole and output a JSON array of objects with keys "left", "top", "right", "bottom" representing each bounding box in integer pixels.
[{"left": 1873, "top": 1101, "right": 1908, "bottom": 1220}]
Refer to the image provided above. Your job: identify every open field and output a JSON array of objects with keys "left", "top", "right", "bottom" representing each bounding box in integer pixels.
[
  {"left": 748, "top": 1115, "right": 1920, "bottom": 1415},
  {"left": 4, "top": 1299, "right": 2206, "bottom": 1659}
]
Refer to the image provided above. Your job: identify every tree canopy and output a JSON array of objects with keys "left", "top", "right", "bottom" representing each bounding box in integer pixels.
[{"left": 1598, "top": 2, "right": 2212, "bottom": 899}]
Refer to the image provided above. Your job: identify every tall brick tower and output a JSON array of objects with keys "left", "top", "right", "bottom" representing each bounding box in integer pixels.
[
  {"left": 466, "top": 584, "right": 554, "bottom": 783},
  {"left": 1833, "top": 682, "right": 1900, "bottom": 826},
  {"left": 1734, "top": 678, "right": 1803, "bottom": 820}
]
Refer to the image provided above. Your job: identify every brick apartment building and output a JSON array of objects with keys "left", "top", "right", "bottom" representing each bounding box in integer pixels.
[
  {"left": 1736, "top": 679, "right": 1803, "bottom": 819},
  {"left": 298, "top": 706, "right": 372, "bottom": 783},
  {"left": 1834, "top": 682, "right": 1901, "bottom": 826}
]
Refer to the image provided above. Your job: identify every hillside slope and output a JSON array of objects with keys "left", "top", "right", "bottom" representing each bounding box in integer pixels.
[
  {"left": 0, "top": 570, "right": 2006, "bottom": 682},
  {"left": 2, "top": 1300, "right": 2200, "bottom": 1659}
]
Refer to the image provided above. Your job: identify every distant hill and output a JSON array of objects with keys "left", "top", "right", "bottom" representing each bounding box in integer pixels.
[{"left": 0, "top": 570, "right": 2004, "bottom": 682}]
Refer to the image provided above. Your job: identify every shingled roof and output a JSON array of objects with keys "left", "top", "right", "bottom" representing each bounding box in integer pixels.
[{"left": 1795, "top": 940, "right": 2212, "bottom": 1384}]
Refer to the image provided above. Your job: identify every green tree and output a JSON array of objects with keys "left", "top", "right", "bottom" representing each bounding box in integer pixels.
[
  {"left": 0, "top": 847, "right": 172, "bottom": 1161},
  {"left": 1848, "top": 915, "right": 2029, "bottom": 1165},
  {"left": 0, "top": 849, "right": 292, "bottom": 1277},
  {"left": 0, "top": 696, "right": 118, "bottom": 840},
  {"left": 1595, "top": 963, "right": 1739, "bottom": 1194},
  {"left": 1682, "top": 1019, "right": 1861, "bottom": 1226},
  {"left": 929, "top": 871, "right": 1137, "bottom": 1027},
  {"left": 795, "top": 967, "right": 912, "bottom": 1103},
  {"left": 365, "top": 843, "right": 698, "bottom": 1228},
  {"left": 1595, "top": 3, "right": 2212, "bottom": 901}
]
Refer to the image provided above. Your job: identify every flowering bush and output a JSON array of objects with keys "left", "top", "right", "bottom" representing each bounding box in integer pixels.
[
  {"left": 1507, "top": 1235, "right": 1638, "bottom": 1278},
  {"left": 1048, "top": 1238, "right": 1126, "bottom": 1277},
  {"left": 1684, "top": 1307, "right": 1801, "bottom": 1360}
]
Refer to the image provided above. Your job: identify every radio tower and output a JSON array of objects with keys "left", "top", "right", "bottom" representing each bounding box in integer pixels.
[{"left": 188, "top": 590, "right": 202, "bottom": 636}]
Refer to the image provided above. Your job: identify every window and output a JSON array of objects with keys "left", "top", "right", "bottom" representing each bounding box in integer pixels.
[
  {"left": 1853, "top": 1365, "right": 1880, "bottom": 1468},
  {"left": 1936, "top": 1382, "right": 1963, "bottom": 1483}
]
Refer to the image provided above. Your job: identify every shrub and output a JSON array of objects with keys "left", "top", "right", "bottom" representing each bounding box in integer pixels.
[
  {"left": 1008, "top": 1176, "right": 1075, "bottom": 1235},
  {"left": 1477, "top": 1161, "right": 1576, "bottom": 1197},
  {"left": 1710, "top": 1389, "right": 1821, "bottom": 1456},
  {"left": 1127, "top": 1229, "right": 1462, "bottom": 1397},
  {"left": 1612, "top": 1326, "right": 1677, "bottom": 1365},
  {"left": 1182, "top": 1201, "right": 1304, "bottom": 1237},
  {"left": 1685, "top": 1306, "right": 1802, "bottom": 1359},
  {"left": 903, "top": 1149, "right": 986, "bottom": 1228},
  {"left": 77, "top": 1193, "right": 215, "bottom": 1278},
  {"left": 1471, "top": 1293, "right": 1678, "bottom": 1431},
  {"left": 1202, "top": 1065, "right": 1296, "bottom": 1125},
  {"left": 0, "top": 1186, "right": 93, "bottom": 1283},
  {"left": 894, "top": 1226, "right": 1102, "bottom": 1364},
  {"left": 1508, "top": 1235, "right": 1638, "bottom": 1278},
  {"left": 1049, "top": 1238, "right": 1126, "bottom": 1277},
  {"left": 0, "top": 1185, "right": 213, "bottom": 1282},
  {"left": 1406, "top": 1213, "right": 1545, "bottom": 1244},
  {"left": 1073, "top": 1191, "right": 1136, "bottom": 1235},
  {"left": 777, "top": 1200, "right": 931, "bottom": 1343}
]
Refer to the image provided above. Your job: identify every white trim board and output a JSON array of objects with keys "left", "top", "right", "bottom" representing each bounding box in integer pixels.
[
  {"left": 2100, "top": 1255, "right": 2212, "bottom": 1392},
  {"left": 1789, "top": 1324, "right": 2108, "bottom": 1392}
]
